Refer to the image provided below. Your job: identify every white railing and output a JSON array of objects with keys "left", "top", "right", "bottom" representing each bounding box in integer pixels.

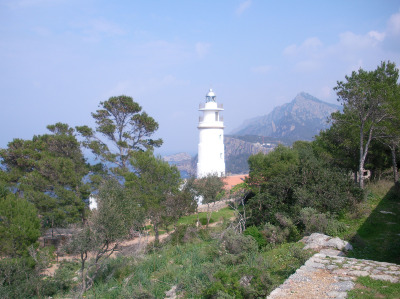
[
  {"left": 199, "top": 103, "right": 224, "bottom": 109},
  {"left": 199, "top": 116, "right": 224, "bottom": 122}
]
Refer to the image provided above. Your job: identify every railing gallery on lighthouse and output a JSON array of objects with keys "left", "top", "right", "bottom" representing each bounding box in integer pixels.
[
  {"left": 199, "top": 103, "right": 223, "bottom": 109},
  {"left": 198, "top": 115, "right": 224, "bottom": 122}
]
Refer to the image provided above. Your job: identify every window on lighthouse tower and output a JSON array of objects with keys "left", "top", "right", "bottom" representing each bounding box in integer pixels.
[{"left": 215, "top": 112, "right": 219, "bottom": 121}]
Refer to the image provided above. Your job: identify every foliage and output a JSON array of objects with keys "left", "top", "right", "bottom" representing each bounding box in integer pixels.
[
  {"left": 221, "top": 229, "right": 258, "bottom": 255},
  {"left": 262, "top": 213, "right": 300, "bottom": 245},
  {"left": 64, "top": 178, "right": 144, "bottom": 296},
  {"left": 332, "top": 61, "right": 400, "bottom": 188},
  {"left": 0, "top": 123, "right": 90, "bottom": 228},
  {"left": 74, "top": 228, "right": 311, "bottom": 299},
  {"left": 76, "top": 95, "right": 162, "bottom": 176},
  {"left": 244, "top": 226, "right": 267, "bottom": 248},
  {"left": 0, "top": 247, "right": 65, "bottom": 299},
  {"left": 0, "top": 257, "right": 39, "bottom": 299},
  {"left": 298, "top": 207, "right": 346, "bottom": 236},
  {"left": 126, "top": 150, "right": 195, "bottom": 243},
  {"left": 245, "top": 142, "right": 362, "bottom": 232},
  {"left": 0, "top": 192, "right": 40, "bottom": 257},
  {"left": 194, "top": 173, "right": 226, "bottom": 226}
]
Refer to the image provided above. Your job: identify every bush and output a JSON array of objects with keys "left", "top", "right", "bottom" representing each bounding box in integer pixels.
[
  {"left": 0, "top": 256, "right": 63, "bottom": 298},
  {"left": 221, "top": 229, "right": 258, "bottom": 255},
  {"left": 262, "top": 213, "right": 300, "bottom": 245},
  {"left": 0, "top": 194, "right": 40, "bottom": 257},
  {"left": 203, "top": 269, "right": 242, "bottom": 298},
  {"left": 244, "top": 226, "right": 267, "bottom": 248},
  {"left": 299, "top": 207, "right": 346, "bottom": 236},
  {"left": 200, "top": 217, "right": 215, "bottom": 225},
  {"left": 168, "top": 224, "right": 199, "bottom": 245},
  {"left": 245, "top": 143, "right": 363, "bottom": 229}
]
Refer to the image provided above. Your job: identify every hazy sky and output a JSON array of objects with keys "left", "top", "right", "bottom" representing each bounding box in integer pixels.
[{"left": 1, "top": 0, "right": 400, "bottom": 156}]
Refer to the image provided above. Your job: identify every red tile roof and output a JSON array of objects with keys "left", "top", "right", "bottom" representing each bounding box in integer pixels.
[{"left": 223, "top": 174, "right": 248, "bottom": 190}]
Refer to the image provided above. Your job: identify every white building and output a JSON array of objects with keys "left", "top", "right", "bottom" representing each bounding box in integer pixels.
[{"left": 197, "top": 89, "right": 225, "bottom": 178}]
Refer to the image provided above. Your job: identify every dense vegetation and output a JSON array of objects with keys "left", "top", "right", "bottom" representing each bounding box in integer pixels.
[{"left": 0, "top": 61, "right": 399, "bottom": 298}]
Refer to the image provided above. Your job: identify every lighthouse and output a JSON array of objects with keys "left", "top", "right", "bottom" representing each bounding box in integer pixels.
[{"left": 197, "top": 89, "right": 225, "bottom": 178}]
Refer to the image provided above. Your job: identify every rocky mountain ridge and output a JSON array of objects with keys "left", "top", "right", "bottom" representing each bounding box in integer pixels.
[
  {"left": 165, "top": 92, "right": 340, "bottom": 175},
  {"left": 232, "top": 92, "right": 340, "bottom": 142}
]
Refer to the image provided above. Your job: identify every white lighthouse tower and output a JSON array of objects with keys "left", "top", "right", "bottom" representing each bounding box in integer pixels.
[{"left": 197, "top": 89, "right": 225, "bottom": 178}]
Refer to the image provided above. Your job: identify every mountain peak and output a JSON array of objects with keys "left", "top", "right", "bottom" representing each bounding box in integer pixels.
[
  {"left": 294, "top": 92, "right": 339, "bottom": 108},
  {"left": 231, "top": 92, "right": 340, "bottom": 143}
]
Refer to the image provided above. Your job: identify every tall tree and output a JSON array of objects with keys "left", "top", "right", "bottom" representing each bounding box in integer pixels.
[
  {"left": 65, "top": 178, "right": 144, "bottom": 296},
  {"left": 333, "top": 62, "right": 396, "bottom": 188},
  {"left": 0, "top": 123, "right": 90, "bottom": 228},
  {"left": 76, "top": 95, "right": 162, "bottom": 176},
  {"left": 374, "top": 61, "right": 400, "bottom": 183},
  {"left": 125, "top": 151, "right": 185, "bottom": 243}
]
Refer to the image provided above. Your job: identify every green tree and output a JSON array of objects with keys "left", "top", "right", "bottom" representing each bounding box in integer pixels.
[
  {"left": 65, "top": 178, "right": 144, "bottom": 297},
  {"left": 76, "top": 95, "right": 162, "bottom": 176},
  {"left": 194, "top": 173, "right": 226, "bottom": 227},
  {"left": 333, "top": 62, "right": 398, "bottom": 188},
  {"left": 125, "top": 151, "right": 185, "bottom": 243},
  {"left": 247, "top": 145, "right": 298, "bottom": 194},
  {"left": 374, "top": 61, "right": 400, "bottom": 183},
  {"left": 0, "top": 190, "right": 40, "bottom": 257},
  {"left": 0, "top": 123, "right": 90, "bottom": 228},
  {"left": 245, "top": 143, "right": 361, "bottom": 228}
]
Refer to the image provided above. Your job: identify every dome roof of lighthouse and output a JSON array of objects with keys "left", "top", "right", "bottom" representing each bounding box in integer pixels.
[{"left": 206, "top": 89, "right": 216, "bottom": 97}]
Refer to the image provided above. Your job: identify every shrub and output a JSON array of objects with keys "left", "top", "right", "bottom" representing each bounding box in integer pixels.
[
  {"left": 245, "top": 143, "right": 363, "bottom": 229},
  {"left": 0, "top": 194, "right": 40, "bottom": 257},
  {"left": 203, "top": 269, "right": 242, "bottom": 298},
  {"left": 263, "top": 223, "right": 287, "bottom": 245},
  {"left": 261, "top": 213, "right": 300, "bottom": 245},
  {"left": 200, "top": 217, "right": 215, "bottom": 225},
  {"left": 244, "top": 226, "right": 267, "bottom": 248},
  {"left": 168, "top": 224, "right": 198, "bottom": 245},
  {"left": 221, "top": 229, "right": 258, "bottom": 255},
  {"left": 0, "top": 256, "right": 62, "bottom": 298},
  {"left": 299, "top": 207, "right": 346, "bottom": 236}
]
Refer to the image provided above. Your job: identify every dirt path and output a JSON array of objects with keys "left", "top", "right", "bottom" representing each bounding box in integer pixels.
[
  {"left": 43, "top": 211, "right": 232, "bottom": 277},
  {"left": 43, "top": 232, "right": 171, "bottom": 276}
]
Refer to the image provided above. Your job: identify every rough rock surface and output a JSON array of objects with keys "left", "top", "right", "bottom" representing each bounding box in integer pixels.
[
  {"left": 300, "top": 233, "right": 353, "bottom": 251},
  {"left": 267, "top": 253, "right": 400, "bottom": 298},
  {"left": 267, "top": 234, "right": 399, "bottom": 298}
]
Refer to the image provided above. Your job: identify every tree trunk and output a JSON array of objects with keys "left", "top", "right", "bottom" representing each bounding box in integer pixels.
[
  {"left": 359, "top": 123, "right": 374, "bottom": 189},
  {"left": 154, "top": 223, "right": 159, "bottom": 244},
  {"left": 79, "top": 252, "right": 87, "bottom": 298},
  {"left": 359, "top": 125, "right": 365, "bottom": 189},
  {"left": 391, "top": 145, "right": 399, "bottom": 183},
  {"left": 206, "top": 204, "right": 210, "bottom": 228}
]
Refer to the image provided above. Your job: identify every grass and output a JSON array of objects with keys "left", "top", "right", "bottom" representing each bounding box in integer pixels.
[
  {"left": 176, "top": 206, "right": 235, "bottom": 226},
  {"left": 141, "top": 207, "right": 235, "bottom": 237},
  {"left": 348, "top": 276, "right": 400, "bottom": 299},
  {"left": 57, "top": 225, "right": 312, "bottom": 298},
  {"left": 261, "top": 242, "right": 313, "bottom": 283},
  {"left": 51, "top": 180, "right": 400, "bottom": 298},
  {"left": 337, "top": 180, "right": 400, "bottom": 264}
]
